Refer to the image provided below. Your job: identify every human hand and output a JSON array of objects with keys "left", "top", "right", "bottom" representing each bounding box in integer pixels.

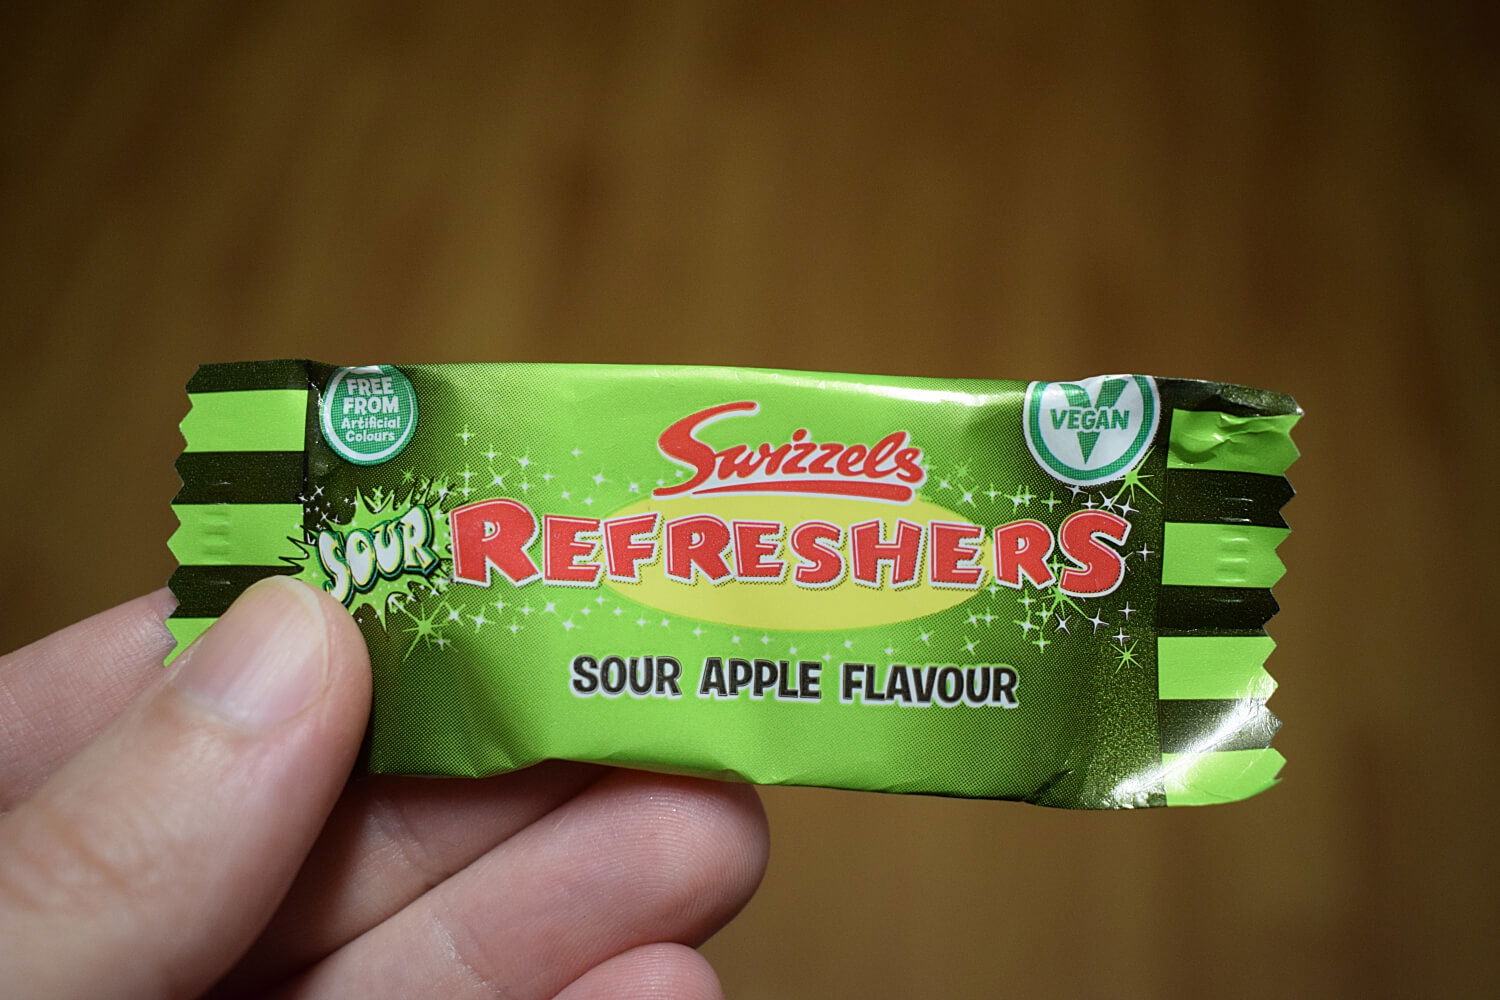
[{"left": 0, "top": 578, "right": 768, "bottom": 998}]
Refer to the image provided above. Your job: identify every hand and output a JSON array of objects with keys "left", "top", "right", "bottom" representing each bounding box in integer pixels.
[{"left": 0, "top": 578, "right": 768, "bottom": 998}]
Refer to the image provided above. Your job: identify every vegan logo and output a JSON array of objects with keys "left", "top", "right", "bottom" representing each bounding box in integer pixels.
[
  {"left": 1023, "top": 375, "right": 1159, "bottom": 485},
  {"left": 652, "top": 401, "right": 926, "bottom": 503}
]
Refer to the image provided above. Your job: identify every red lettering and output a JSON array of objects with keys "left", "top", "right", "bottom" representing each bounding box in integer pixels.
[
  {"left": 834, "top": 444, "right": 868, "bottom": 476},
  {"left": 1058, "top": 510, "right": 1130, "bottom": 596},
  {"left": 782, "top": 436, "right": 816, "bottom": 475},
  {"left": 895, "top": 448, "right": 925, "bottom": 484},
  {"left": 654, "top": 401, "right": 758, "bottom": 498},
  {"left": 994, "top": 520, "right": 1055, "bottom": 589},
  {"left": 543, "top": 515, "right": 601, "bottom": 585},
  {"left": 717, "top": 443, "right": 770, "bottom": 479},
  {"left": 603, "top": 513, "right": 660, "bottom": 582},
  {"left": 733, "top": 521, "right": 785, "bottom": 579},
  {"left": 863, "top": 431, "right": 904, "bottom": 477},
  {"left": 760, "top": 442, "right": 793, "bottom": 474},
  {"left": 929, "top": 521, "right": 985, "bottom": 588},
  {"left": 653, "top": 403, "right": 926, "bottom": 501},
  {"left": 808, "top": 442, "right": 843, "bottom": 475},
  {"left": 664, "top": 515, "right": 733, "bottom": 583},
  {"left": 790, "top": 522, "right": 844, "bottom": 586},
  {"left": 850, "top": 519, "right": 923, "bottom": 587},
  {"left": 450, "top": 499, "right": 540, "bottom": 586}
]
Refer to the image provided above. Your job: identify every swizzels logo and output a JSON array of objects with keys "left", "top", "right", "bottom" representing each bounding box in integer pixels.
[{"left": 652, "top": 402, "right": 926, "bottom": 504}]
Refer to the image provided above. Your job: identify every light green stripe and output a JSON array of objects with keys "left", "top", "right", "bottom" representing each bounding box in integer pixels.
[
  {"left": 1158, "top": 636, "right": 1277, "bottom": 700},
  {"left": 1162, "top": 749, "right": 1284, "bottom": 806},
  {"left": 181, "top": 390, "right": 308, "bottom": 452},
  {"left": 1162, "top": 522, "right": 1289, "bottom": 588},
  {"left": 1167, "top": 409, "right": 1300, "bottom": 476},
  {"left": 168, "top": 504, "right": 303, "bottom": 565},
  {"left": 165, "top": 618, "right": 215, "bottom": 664}
]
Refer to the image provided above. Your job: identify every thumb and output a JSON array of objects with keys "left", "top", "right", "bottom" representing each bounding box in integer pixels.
[{"left": 0, "top": 577, "right": 370, "bottom": 999}]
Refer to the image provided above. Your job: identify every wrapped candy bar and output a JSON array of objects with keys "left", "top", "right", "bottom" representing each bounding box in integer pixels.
[{"left": 168, "top": 362, "right": 1299, "bottom": 809}]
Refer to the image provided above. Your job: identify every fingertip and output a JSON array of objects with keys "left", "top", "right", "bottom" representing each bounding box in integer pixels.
[{"left": 555, "top": 943, "right": 725, "bottom": 1000}]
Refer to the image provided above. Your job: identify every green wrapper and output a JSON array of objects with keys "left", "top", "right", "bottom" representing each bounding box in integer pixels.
[{"left": 168, "top": 362, "right": 1299, "bottom": 809}]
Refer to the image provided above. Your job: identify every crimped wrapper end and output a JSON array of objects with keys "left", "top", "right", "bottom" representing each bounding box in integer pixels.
[
  {"left": 166, "top": 362, "right": 314, "bottom": 663},
  {"left": 1156, "top": 388, "right": 1298, "bottom": 805}
]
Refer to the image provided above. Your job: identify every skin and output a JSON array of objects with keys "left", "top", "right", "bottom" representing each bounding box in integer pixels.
[{"left": 0, "top": 579, "right": 769, "bottom": 999}]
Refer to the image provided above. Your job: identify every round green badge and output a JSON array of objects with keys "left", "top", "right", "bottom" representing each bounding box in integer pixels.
[
  {"left": 1023, "top": 374, "right": 1158, "bottom": 486},
  {"left": 320, "top": 365, "right": 419, "bottom": 465}
]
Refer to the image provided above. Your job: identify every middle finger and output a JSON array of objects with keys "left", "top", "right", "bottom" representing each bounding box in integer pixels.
[{"left": 214, "top": 760, "right": 606, "bottom": 996}]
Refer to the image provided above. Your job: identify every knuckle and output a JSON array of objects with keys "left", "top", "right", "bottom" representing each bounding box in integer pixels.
[{"left": 368, "top": 785, "right": 449, "bottom": 892}]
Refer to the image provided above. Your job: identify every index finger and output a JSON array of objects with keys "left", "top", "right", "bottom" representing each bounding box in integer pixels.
[{"left": 0, "top": 589, "right": 176, "bottom": 809}]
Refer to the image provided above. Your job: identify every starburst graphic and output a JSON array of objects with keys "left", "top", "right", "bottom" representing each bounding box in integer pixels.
[
  {"left": 1108, "top": 448, "right": 1161, "bottom": 505},
  {"left": 290, "top": 486, "right": 450, "bottom": 628},
  {"left": 1112, "top": 640, "right": 1142, "bottom": 673},
  {"left": 400, "top": 601, "right": 454, "bottom": 658}
]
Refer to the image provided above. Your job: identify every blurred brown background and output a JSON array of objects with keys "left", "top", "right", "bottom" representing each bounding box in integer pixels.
[{"left": 3, "top": 2, "right": 1497, "bottom": 997}]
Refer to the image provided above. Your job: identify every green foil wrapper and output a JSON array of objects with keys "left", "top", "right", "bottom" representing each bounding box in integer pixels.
[{"left": 168, "top": 362, "right": 1299, "bottom": 809}]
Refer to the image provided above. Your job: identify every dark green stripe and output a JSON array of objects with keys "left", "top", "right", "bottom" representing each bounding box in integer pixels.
[
  {"left": 169, "top": 565, "right": 302, "bottom": 618},
  {"left": 174, "top": 452, "right": 306, "bottom": 504},
  {"left": 1156, "top": 377, "right": 1302, "bottom": 418},
  {"left": 187, "top": 360, "right": 313, "bottom": 393},
  {"left": 1158, "top": 586, "right": 1279, "bottom": 633},
  {"left": 1159, "top": 699, "right": 1280, "bottom": 754},
  {"left": 1163, "top": 469, "right": 1294, "bottom": 528}
]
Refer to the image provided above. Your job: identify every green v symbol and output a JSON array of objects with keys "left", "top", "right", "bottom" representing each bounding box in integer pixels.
[{"left": 1059, "top": 378, "right": 1127, "bottom": 462}]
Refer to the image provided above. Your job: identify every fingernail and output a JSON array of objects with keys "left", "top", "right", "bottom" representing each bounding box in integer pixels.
[{"left": 170, "top": 576, "right": 330, "bottom": 728}]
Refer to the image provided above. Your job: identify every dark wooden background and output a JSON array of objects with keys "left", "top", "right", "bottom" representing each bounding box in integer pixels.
[{"left": 3, "top": 3, "right": 1497, "bottom": 996}]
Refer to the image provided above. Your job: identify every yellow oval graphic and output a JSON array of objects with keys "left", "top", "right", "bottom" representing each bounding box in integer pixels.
[{"left": 602, "top": 493, "right": 987, "bottom": 631}]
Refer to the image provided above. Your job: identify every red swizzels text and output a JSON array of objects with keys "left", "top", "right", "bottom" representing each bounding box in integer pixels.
[{"left": 651, "top": 402, "right": 926, "bottom": 503}]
